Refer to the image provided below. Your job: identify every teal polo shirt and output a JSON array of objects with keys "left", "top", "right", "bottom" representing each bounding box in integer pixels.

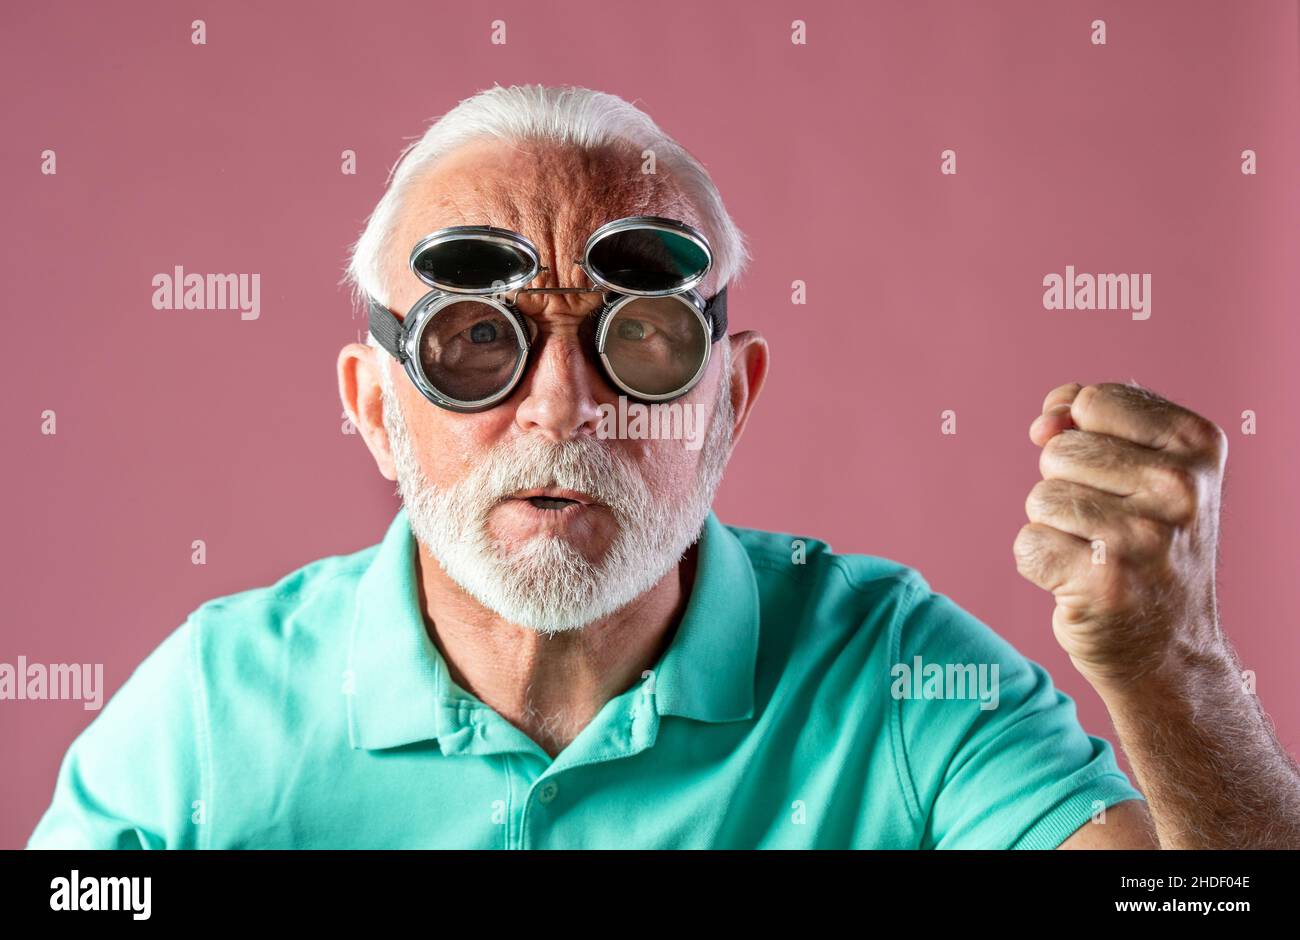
[{"left": 27, "top": 508, "right": 1143, "bottom": 849}]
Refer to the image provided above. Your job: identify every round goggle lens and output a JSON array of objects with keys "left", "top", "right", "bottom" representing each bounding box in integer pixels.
[
  {"left": 599, "top": 297, "right": 709, "bottom": 398},
  {"left": 412, "top": 238, "right": 535, "bottom": 293},
  {"left": 418, "top": 301, "right": 525, "bottom": 403},
  {"left": 587, "top": 227, "right": 710, "bottom": 293}
]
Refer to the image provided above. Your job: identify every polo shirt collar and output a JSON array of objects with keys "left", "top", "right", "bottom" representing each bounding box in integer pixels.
[
  {"left": 346, "top": 508, "right": 448, "bottom": 751},
  {"left": 649, "top": 510, "right": 760, "bottom": 723},
  {"left": 346, "top": 507, "right": 760, "bottom": 752}
]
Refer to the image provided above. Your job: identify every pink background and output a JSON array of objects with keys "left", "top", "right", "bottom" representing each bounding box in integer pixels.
[{"left": 3, "top": 0, "right": 1297, "bottom": 848}]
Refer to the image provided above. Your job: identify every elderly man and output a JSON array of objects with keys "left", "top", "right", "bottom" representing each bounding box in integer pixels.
[{"left": 29, "top": 84, "right": 1300, "bottom": 850}]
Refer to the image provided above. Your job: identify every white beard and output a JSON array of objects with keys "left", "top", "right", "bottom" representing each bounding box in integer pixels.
[{"left": 378, "top": 360, "right": 733, "bottom": 635}]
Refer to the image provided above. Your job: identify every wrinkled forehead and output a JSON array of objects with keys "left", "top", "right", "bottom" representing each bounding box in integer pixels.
[{"left": 384, "top": 139, "right": 703, "bottom": 302}]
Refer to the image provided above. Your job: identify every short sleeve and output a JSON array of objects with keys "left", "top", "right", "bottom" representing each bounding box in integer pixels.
[
  {"left": 26, "top": 619, "right": 207, "bottom": 850},
  {"left": 888, "top": 580, "right": 1144, "bottom": 849}
]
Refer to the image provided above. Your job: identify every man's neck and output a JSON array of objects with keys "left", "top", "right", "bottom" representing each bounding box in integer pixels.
[{"left": 413, "top": 544, "right": 699, "bottom": 759}]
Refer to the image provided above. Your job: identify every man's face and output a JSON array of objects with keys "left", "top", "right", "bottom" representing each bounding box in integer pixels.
[{"left": 374, "top": 139, "right": 737, "bottom": 634}]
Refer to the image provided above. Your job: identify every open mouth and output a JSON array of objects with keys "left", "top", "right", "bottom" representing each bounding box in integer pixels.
[
  {"left": 509, "top": 488, "right": 599, "bottom": 512},
  {"left": 527, "top": 496, "right": 579, "bottom": 511}
]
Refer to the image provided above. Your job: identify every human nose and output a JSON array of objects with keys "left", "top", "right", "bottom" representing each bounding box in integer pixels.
[{"left": 512, "top": 322, "right": 606, "bottom": 442}]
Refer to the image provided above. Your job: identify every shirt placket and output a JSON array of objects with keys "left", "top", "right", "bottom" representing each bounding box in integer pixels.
[
  {"left": 434, "top": 676, "right": 661, "bottom": 848},
  {"left": 516, "top": 680, "right": 661, "bottom": 849}
]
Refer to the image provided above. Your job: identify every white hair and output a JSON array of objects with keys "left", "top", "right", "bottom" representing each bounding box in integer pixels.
[{"left": 342, "top": 83, "right": 752, "bottom": 314}]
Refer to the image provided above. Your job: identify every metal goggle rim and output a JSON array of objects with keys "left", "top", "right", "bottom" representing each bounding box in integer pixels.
[
  {"left": 406, "top": 215, "right": 714, "bottom": 298},
  {"left": 398, "top": 288, "right": 714, "bottom": 412}
]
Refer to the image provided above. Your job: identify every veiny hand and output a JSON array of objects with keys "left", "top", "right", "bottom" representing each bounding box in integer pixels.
[{"left": 1014, "top": 382, "right": 1229, "bottom": 688}]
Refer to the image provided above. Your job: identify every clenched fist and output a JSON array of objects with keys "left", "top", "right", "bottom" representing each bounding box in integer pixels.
[{"left": 1014, "top": 382, "right": 1229, "bottom": 689}]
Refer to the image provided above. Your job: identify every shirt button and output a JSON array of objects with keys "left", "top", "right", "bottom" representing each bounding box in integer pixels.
[{"left": 537, "top": 781, "right": 559, "bottom": 805}]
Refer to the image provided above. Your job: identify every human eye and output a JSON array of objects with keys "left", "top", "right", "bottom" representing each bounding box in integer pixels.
[
  {"left": 461, "top": 319, "right": 500, "bottom": 343},
  {"left": 614, "top": 317, "right": 659, "bottom": 342}
]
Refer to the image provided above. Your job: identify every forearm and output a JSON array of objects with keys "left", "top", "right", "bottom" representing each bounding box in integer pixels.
[{"left": 1096, "top": 639, "right": 1300, "bottom": 848}]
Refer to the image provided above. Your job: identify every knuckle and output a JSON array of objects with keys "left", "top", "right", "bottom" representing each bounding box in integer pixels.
[
  {"left": 1177, "top": 413, "right": 1223, "bottom": 454},
  {"left": 1203, "top": 421, "right": 1229, "bottom": 464},
  {"left": 1039, "top": 432, "right": 1071, "bottom": 474},
  {"left": 1025, "top": 479, "right": 1054, "bottom": 519},
  {"left": 1012, "top": 523, "right": 1031, "bottom": 556},
  {"left": 1074, "top": 383, "right": 1103, "bottom": 416},
  {"left": 1044, "top": 382, "right": 1083, "bottom": 411},
  {"left": 1013, "top": 524, "right": 1040, "bottom": 569}
]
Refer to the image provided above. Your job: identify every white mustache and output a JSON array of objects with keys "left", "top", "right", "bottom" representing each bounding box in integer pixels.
[{"left": 464, "top": 436, "right": 649, "bottom": 521}]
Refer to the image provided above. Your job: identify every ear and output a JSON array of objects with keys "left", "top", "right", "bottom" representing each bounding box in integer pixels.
[
  {"left": 337, "top": 342, "right": 398, "bottom": 482},
  {"left": 724, "top": 330, "right": 770, "bottom": 444}
]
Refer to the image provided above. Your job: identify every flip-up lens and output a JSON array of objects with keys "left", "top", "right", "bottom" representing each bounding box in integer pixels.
[
  {"left": 409, "top": 228, "right": 539, "bottom": 294},
  {"left": 585, "top": 219, "right": 711, "bottom": 294},
  {"left": 598, "top": 296, "right": 710, "bottom": 399}
]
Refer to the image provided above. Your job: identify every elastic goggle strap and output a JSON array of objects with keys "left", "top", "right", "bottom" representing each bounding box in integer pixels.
[
  {"left": 704, "top": 286, "right": 728, "bottom": 342},
  {"left": 368, "top": 299, "right": 408, "bottom": 363}
]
